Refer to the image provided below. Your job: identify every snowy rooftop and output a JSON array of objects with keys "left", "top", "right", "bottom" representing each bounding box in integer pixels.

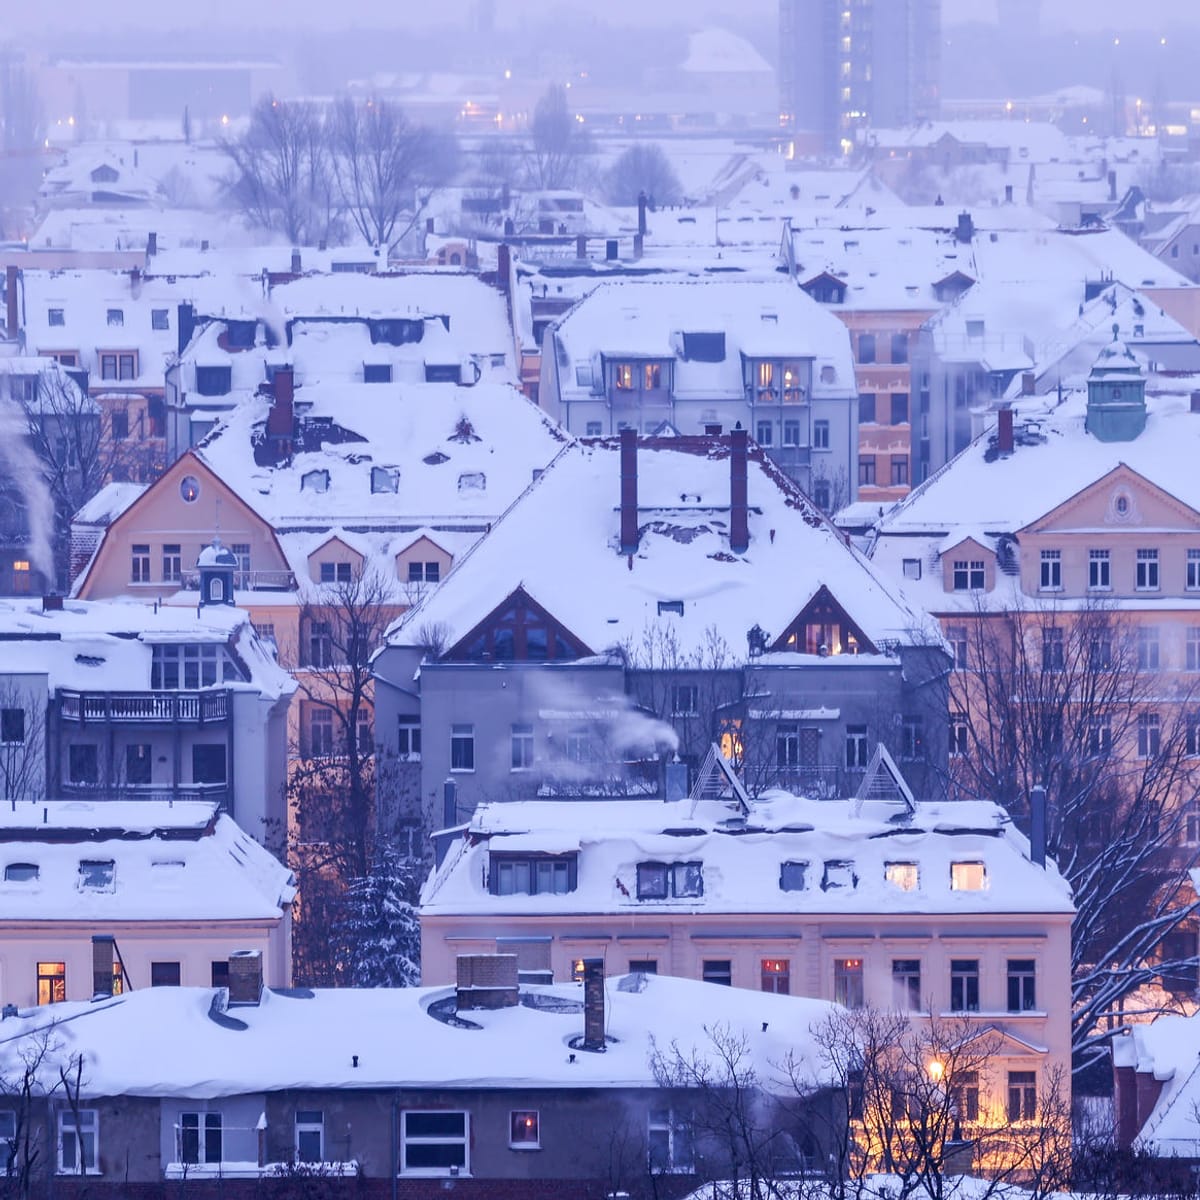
[
  {"left": 1112, "top": 1011, "right": 1200, "bottom": 1157},
  {"left": 0, "top": 974, "right": 836, "bottom": 1099},
  {"left": 0, "top": 808, "right": 294, "bottom": 923},
  {"left": 421, "top": 791, "right": 1073, "bottom": 918},
  {"left": 387, "top": 437, "right": 931, "bottom": 659}
]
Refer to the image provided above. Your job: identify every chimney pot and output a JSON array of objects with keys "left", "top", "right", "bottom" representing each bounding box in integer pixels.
[
  {"left": 227, "top": 949, "right": 264, "bottom": 1005},
  {"left": 730, "top": 426, "right": 750, "bottom": 554},
  {"left": 997, "top": 406, "right": 1014, "bottom": 454},
  {"left": 619, "top": 428, "right": 639, "bottom": 556},
  {"left": 42, "top": 594, "right": 63, "bottom": 612}
]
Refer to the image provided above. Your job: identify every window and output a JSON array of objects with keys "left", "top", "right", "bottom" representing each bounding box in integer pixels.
[
  {"left": 812, "top": 419, "right": 830, "bottom": 449},
  {"left": 643, "top": 363, "right": 662, "bottom": 390},
  {"left": 885, "top": 862, "right": 919, "bottom": 891},
  {"left": 845, "top": 724, "right": 869, "bottom": 768},
  {"left": 99, "top": 352, "right": 136, "bottom": 380},
  {"left": 308, "top": 708, "right": 334, "bottom": 758},
  {"left": 952, "top": 560, "right": 985, "bottom": 591},
  {"left": 822, "top": 859, "right": 855, "bottom": 890},
  {"left": 834, "top": 958, "right": 865, "bottom": 1008},
  {"left": 1186, "top": 803, "right": 1200, "bottom": 844},
  {"left": 106, "top": 307, "right": 124, "bottom": 327},
  {"left": 1138, "top": 711, "right": 1161, "bottom": 759},
  {"left": 890, "top": 393, "right": 910, "bottom": 424},
  {"left": 126, "top": 743, "right": 152, "bottom": 784},
  {"left": 702, "top": 960, "right": 732, "bottom": 987},
  {"left": 890, "top": 456, "right": 909, "bottom": 486},
  {"left": 38, "top": 962, "right": 66, "bottom": 1005},
  {"left": 755, "top": 419, "right": 773, "bottom": 446},
  {"left": 1187, "top": 629, "right": 1200, "bottom": 673},
  {"left": 890, "top": 333, "right": 909, "bottom": 365},
  {"left": 192, "top": 744, "right": 226, "bottom": 784},
  {"left": 671, "top": 684, "right": 699, "bottom": 716},
  {"left": 371, "top": 466, "right": 399, "bottom": 493},
  {"left": 161, "top": 543, "right": 181, "bottom": 582},
  {"left": 952, "top": 1071, "right": 980, "bottom": 1123},
  {"left": 448, "top": 723, "right": 476, "bottom": 772},
  {"left": 1007, "top": 959, "right": 1037, "bottom": 1011},
  {"left": 131, "top": 543, "right": 150, "bottom": 582},
  {"left": 151, "top": 644, "right": 223, "bottom": 689},
  {"left": 211, "top": 961, "right": 230, "bottom": 989},
  {"left": 509, "top": 1111, "right": 540, "bottom": 1149},
  {"left": 1136, "top": 548, "right": 1160, "bottom": 591},
  {"left": 1089, "top": 549, "right": 1111, "bottom": 590},
  {"left": 950, "top": 959, "right": 979, "bottom": 1012},
  {"left": 4, "top": 862, "right": 37, "bottom": 881},
  {"left": 0, "top": 1110, "right": 12, "bottom": 1170},
  {"left": 111, "top": 409, "right": 129, "bottom": 441},
  {"left": 0, "top": 708, "right": 24, "bottom": 744},
  {"left": 196, "top": 365, "right": 232, "bottom": 396},
  {"left": 903, "top": 558, "right": 922, "bottom": 580},
  {"left": 11, "top": 561, "right": 30, "bottom": 594},
  {"left": 401, "top": 1111, "right": 468, "bottom": 1175},
  {"left": 320, "top": 561, "right": 353, "bottom": 584},
  {"left": 648, "top": 1108, "right": 694, "bottom": 1174},
  {"left": 892, "top": 959, "right": 921, "bottom": 1011},
  {"left": 1008, "top": 1071, "right": 1037, "bottom": 1122},
  {"left": 1089, "top": 718, "right": 1113, "bottom": 756},
  {"left": 948, "top": 626, "right": 968, "bottom": 670},
  {"left": 761, "top": 959, "right": 790, "bottom": 994},
  {"left": 48, "top": 307, "right": 65, "bottom": 326},
  {"left": 779, "top": 860, "right": 807, "bottom": 892},
  {"left": 900, "top": 716, "right": 923, "bottom": 761},
  {"left": 657, "top": 600, "right": 685, "bottom": 617},
  {"left": 69, "top": 744, "right": 99, "bottom": 784},
  {"left": 1039, "top": 549, "right": 1062, "bottom": 592},
  {"left": 629, "top": 959, "right": 658, "bottom": 974},
  {"left": 858, "top": 455, "right": 876, "bottom": 486},
  {"left": 1137, "top": 626, "right": 1160, "bottom": 671},
  {"left": 180, "top": 1112, "right": 223, "bottom": 1165},
  {"left": 307, "top": 622, "right": 333, "bottom": 668},
  {"left": 782, "top": 418, "right": 803, "bottom": 447},
  {"left": 397, "top": 718, "right": 421, "bottom": 761},
  {"left": 152, "top": 308, "right": 169, "bottom": 331},
  {"left": 949, "top": 711, "right": 969, "bottom": 757},
  {"left": 858, "top": 333, "right": 876, "bottom": 363},
  {"left": 585, "top": 421, "right": 602, "bottom": 436},
  {"left": 1042, "top": 627, "right": 1064, "bottom": 672},
  {"left": 151, "top": 961, "right": 181, "bottom": 987},
  {"left": 58, "top": 1109, "right": 98, "bottom": 1172},
  {"left": 636, "top": 861, "right": 703, "bottom": 900},
  {"left": 614, "top": 363, "right": 634, "bottom": 391},
  {"left": 950, "top": 861, "right": 987, "bottom": 891},
  {"left": 364, "top": 363, "right": 393, "bottom": 383},
  {"left": 301, "top": 470, "right": 330, "bottom": 494},
  {"left": 491, "top": 856, "right": 575, "bottom": 896},
  {"left": 813, "top": 480, "right": 831, "bottom": 510},
  {"left": 858, "top": 393, "right": 876, "bottom": 424},
  {"left": 777, "top": 724, "right": 800, "bottom": 768},
  {"left": 511, "top": 723, "right": 534, "bottom": 770},
  {"left": 293, "top": 1110, "right": 324, "bottom": 1163},
  {"left": 1189, "top": 550, "right": 1200, "bottom": 591}
]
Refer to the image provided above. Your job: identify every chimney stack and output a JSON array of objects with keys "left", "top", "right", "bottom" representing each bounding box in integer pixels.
[
  {"left": 457, "top": 954, "right": 519, "bottom": 1011},
  {"left": 227, "top": 949, "right": 264, "bottom": 1005},
  {"left": 290, "top": 248, "right": 302, "bottom": 274},
  {"left": 5, "top": 265, "right": 18, "bottom": 340},
  {"left": 582, "top": 958, "right": 606, "bottom": 1051},
  {"left": 92, "top": 934, "right": 116, "bottom": 998},
  {"left": 637, "top": 191, "right": 649, "bottom": 237},
  {"left": 997, "top": 406, "right": 1014, "bottom": 455},
  {"left": 576, "top": 234, "right": 587, "bottom": 260},
  {"left": 1108, "top": 170, "right": 1118, "bottom": 202},
  {"left": 266, "top": 366, "right": 295, "bottom": 462},
  {"left": 955, "top": 211, "right": 974, "bottom": 244},
  {"left": 1029, "top": 785, "right": 1047, "bottom": 868},
  {"left": 147, "top": 231, "right": 158, "bottom": 257},
  {"left": 177, "top": 302, "right": 196, "bottom": 356},
  {"left": 730, "top": 425, "right": 750, "bottom": 555},
  {"left": 1004, "top": 184, "right": 1014, "bottom": 204},
  {"left": 619, "top": 427, "right": 639, "bottom": 556},
  {"left": 496, "top": 243, "right": 512, "bottom": 297},
  {"left": 42, "top": 594, "right": 63, "bottom": 612},
  {"left": 633, "top": 233, "right": 644, "bottom": 260}
]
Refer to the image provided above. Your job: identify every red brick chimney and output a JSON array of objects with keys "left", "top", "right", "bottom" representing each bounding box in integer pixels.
[
  {"left": 730, "top": 425, "right": 750, "bottom": 554},
  {"left": 457, "top": 954, "right": 519, "bottom": 1011},
  {"left": 266, "top": 366, "right": 295, "bottom": 462},
  {"left": 582, "top": 958, "right": 606, "bottom": 1051},
  {"left": 997, "top": 406, "right": 1014, "bottom": 455},
  {"left": 227, "top": 949, "right": 263, "bottom": 1006},
  {"left": 5, "top": 265, "right": 18, "bottom": 340},
  {"left": 620, "top": 427, "right": 639, "bottom": 556}
]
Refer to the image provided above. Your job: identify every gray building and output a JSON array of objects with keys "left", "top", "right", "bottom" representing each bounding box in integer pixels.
[{"left": 374, "top": 430, "right": 949, "bottom": 849}]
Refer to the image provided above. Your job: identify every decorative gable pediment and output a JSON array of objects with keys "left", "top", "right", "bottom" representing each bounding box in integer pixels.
[
  {"left": 1020, "top": 464, "right": 1200, "bottom": 536},
  {"left": 445, "top": 586, "right": 593, "bottom": 663}
]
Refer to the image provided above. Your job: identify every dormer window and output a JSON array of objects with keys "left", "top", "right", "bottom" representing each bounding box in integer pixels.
[
  {"left": 636, "top": 861, "right": 703, "bottom": 900},
  {"left": 950, "top": 861, "right": 987, "bottom": 891},
  {"left": 489, "top": 854, "right": 577, "bottom": 896},
  {"left": 79, "top": 860, "right": 115, "bottom": 890},
  {"left": 320, "top": 562, "right": 352, "bottom": 584},
  {"left": 301, "top": 470, "right": 330, "bottom": 494},
  {"left": 657, "top": 600, "right": 684, "bottom": 617},
  {"left": 952, "top": 560, "right": 986, "bottom": 591},
  {"left": 106, "top": 308, "right": 124, "bottom": 327},
  {"left": 371, "top": 466, "right": 399, "bottom": 494},
  {"left": 821, "top": 859, "right": 856, "bottom": 891},
  {"left": 196, "top": 365, "right": 232, "bottom": 396},
  {"left": 885, "top": 862, "right": 919, "bottom": 891},
  {"left": 779, "top": 861, "right": 807, "bottom": 892},
  {"left": 4, "top": 862, "right": 38, "bottom": 882}
]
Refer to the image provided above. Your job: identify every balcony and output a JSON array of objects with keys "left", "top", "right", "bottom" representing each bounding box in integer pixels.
[
  {"left": 58, "top": 690, "right": 231, "bottom": 724},
  {"left": 179, "top": 569, "right": 297, "bottom": 593},
  {"left": 60, "top": 781, "right": 230, "bottom": 807}
]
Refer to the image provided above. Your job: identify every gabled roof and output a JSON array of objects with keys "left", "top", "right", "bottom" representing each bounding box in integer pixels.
[{"left": 851, "top": 744, "right": 915, "bottom": 815}]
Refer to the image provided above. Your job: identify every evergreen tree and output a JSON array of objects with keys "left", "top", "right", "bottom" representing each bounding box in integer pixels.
[{"left": 331, "top": 844, "right": 422, "bottom": 987}]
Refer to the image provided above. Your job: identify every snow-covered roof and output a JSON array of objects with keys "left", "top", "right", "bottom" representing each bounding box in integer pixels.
[
  {"left": 387, "top": 436, "right": 934, "bottom": 658},
  {"left": 421, "top": 791, "right": 1073, "bottom": 918},
  {"left": 0, "top": 805, "right": 293, "bottom": 923},
  {"left": 0, "top": 596, "right": 292, "bottom": 700},
  {"left": 867, "top": 121, "right": 1074, "bottom": 164},
  {"left": 1112, "top": 1011, "right": 1200, "bottom": 1157},
  {"left": 681, "top": 28, "right": 773, "bottom": 75},
  {"left": 0, "top": 974, "right": 836, "bottom": 1099}
]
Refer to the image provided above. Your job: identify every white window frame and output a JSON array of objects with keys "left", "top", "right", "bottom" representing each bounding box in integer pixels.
[
  {"left": 397, "top": 718, "right": 421, "bottom": 761},
  {"left": 295, "top": 1109, "right": 324, "bottom": 1164},
  {"left": 57, "top": 1109, "right": 99, "bottom": 1174},
  {"left": 400, "top": 1110, "right": 469, "bottom": 1177},
  {"left": 178, "top": 1111, "right": 223, "bottom": 1166},
  {"left": 450, "top": 724, "right": 475, "bottom": 773},
  {"left": 510, "top": 723, "right": 535, "bottom": 771},
  {"left": 509, "top": 1110, "right": 540, "bottom": 1150},
  {"left": 1136, "top": 548, "right": 1160, "bottom": 591},
  {"left": 1089, "top": 548, "right": 1111, "bottom": 591},
  {"left": 1039, "top": 549, "right": 1062, "bottom": 592},
  {"left": 1188, "top": 550, "right": 1200, "bottom": 591},
  {"left": 647, "top": 1107, "right": 693, "bottom": 1174}
]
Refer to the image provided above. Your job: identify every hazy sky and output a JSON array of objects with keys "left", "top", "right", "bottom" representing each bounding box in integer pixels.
[{"left": 5, "top": 0, "right": 1198, "bottom": 34}]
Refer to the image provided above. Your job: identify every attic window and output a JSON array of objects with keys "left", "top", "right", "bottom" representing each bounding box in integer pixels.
[
  {"left": 4, "top": 862, "right": 38, "bottom": 882},
  {"left": 196, "top": 365, "right": 232, "bottom": 397},
  {"left": 575, "top": 365, "right": 593, "bottom": 388},
  {"left": 636, "top": 861, "right": 703, "bottom": 900},
  {"left": 902, "top": 559, "right": 922, "bottom": 580},
  {"left": 657, "top": 600, "right": 685, "bottom": 617},
  {"left": 681, "top": 332, "right": 726, "bottom": 363},
  {"left": 821, "top": 860, "right": 856, "bottom": 891},
  {"left": 885, "top": 862, "right": 919, "bottom": 891},
  {"left": 106, "top": 308, "right": 124, "bottom": 327},
  {"left": 458, "top": 471, "right": 486, "bottom": 493},
  {"left": 48, "top": 308, "right": 65, "bottom": 326},
  {"left": 966, "top": 319, "right": 986, "bottom": 339},
  {"left": 364, "top": 363, "right": 392, "bottom": 384},
  {"left": 779, "top": 861, "right": 807, "bottom": 892},
  {"left": 820, "top": 365, "right": 836, "bottom": 384},
  {"left": 79, "top": 860, "right": 116, "bottom": 891},
  {"left": 951, "top": 861, "right": 987, "bottom": 891},
  {"left": 301, "top": 470, "right": 330, "bottom": 494},
  {"left": 371, "top": 466, "right": 399, "bottom": 494}
]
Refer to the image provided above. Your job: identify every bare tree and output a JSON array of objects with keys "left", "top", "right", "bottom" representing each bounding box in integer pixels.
[
  {"left": 0, "top": 681, "right": 45, "bottom": 803},
  {"left": 947, "top": 599, "right": 1200, "bottom": 1071},
  {"left": 331, "top": 97, "right": 458, "bottom": 250},
  {"left": 524, "top": 84, "right": 593, "bottom": 191},
  {"left": 222, "top": 96, "right": 342, "bottom": 245},
  {"left": 605, "top": 144, "right": 684, "bottom": 207}
]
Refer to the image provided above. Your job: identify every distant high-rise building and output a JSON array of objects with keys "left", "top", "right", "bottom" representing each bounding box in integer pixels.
[{"left": 779, "top": 0, "right": 941, "bottom": 155}]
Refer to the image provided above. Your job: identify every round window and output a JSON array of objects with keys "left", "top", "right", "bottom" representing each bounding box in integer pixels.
[
  {"left": 1116, "top": 495, "right": 1129, "bottom": 514},
  {"left": 179, "top": 475, "right": 201, "bottom": 503}
]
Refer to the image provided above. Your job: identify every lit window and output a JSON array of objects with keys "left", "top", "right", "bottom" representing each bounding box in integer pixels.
[
  {"left": 761, "top": 958, "right": 790, "bottom": 994},
  {"left": 37, "top": 961, "right": 65, "bottom": 1005},
  {"left": 509, "top": 1110, "right": 540, "bottom": 1149},
  {"left": 885, "top": 862, "right": 919, "bottom": 891},
  {"left": 1007, "top": 1071, "right": 1037, "bottom": 1122},
  {"left": 834, "top": 958, "right": 864, "bottom": 1007},
  {"left": 892, "top": 959, "right": 921, "bottom": 1011},
  {"left": 950, "top": 862, "right": 987, "bottom": 891}
]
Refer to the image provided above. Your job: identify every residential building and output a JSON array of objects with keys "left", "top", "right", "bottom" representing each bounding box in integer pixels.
[
  {"left": 0, "top": 800, "right": 293, "bottom": 1006},
  {"left": 374, "top": 429, "right": 949, "bottom": 846},
  {"left": 0, "top": 963, "right": 838, "bottom": 1192},
  {"left": 420, "top": 761, "right": 1074, "bottom": 1125},
  {"left": 779, "top": 0, "right": 941, "bottom": 155},
  {"left": 0, "top": 594, "right": 293, "bottom": 841},
  {"left": 539, "top": 278, "right": 859, "bottom": 502}
]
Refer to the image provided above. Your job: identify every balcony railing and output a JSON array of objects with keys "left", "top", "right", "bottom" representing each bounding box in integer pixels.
[
  {"left": 58, "top": 690, "right": 231, "bottom": 724},
  {"left": 60, "top": 782, "right": 230, "bottom": 807},
  {"left": 179, "top": 569, "right": 297, "bottom": 592}
]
